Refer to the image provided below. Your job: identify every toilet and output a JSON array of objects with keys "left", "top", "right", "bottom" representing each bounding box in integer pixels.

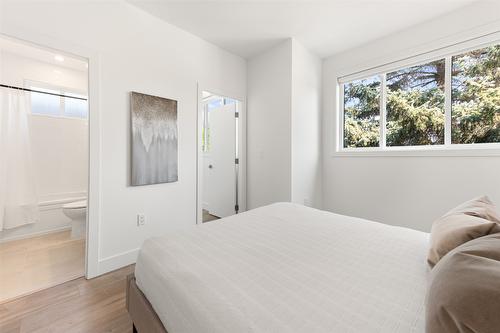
[{"left": 62, "top": 200, "right": 87, "bottom": 239}]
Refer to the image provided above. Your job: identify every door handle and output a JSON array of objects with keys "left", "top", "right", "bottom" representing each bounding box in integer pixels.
[{"left": 208, "top": 164, "right": 213, "bottom": 169}]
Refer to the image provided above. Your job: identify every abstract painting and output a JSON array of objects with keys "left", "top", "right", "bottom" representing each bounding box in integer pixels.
[{"left": 131, "top": 92, "right": 178, "bottom": 186}]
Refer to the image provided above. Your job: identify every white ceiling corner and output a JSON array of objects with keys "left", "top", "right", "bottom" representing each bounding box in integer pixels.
[{"left": 129, "top": 0, "right": 480, "bottom": 59}]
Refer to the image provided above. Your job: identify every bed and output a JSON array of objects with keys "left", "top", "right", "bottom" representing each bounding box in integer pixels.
[{"left": 128, "top": 202, "right": 429, "bottom": 333}]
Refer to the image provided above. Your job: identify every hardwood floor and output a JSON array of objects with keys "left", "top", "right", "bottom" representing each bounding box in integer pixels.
[
  {"left": 0, "top": 265, "right": 135, "bottom": 333},
  {"left": 202, "top": 209, "right": 219, "bottom": 223},
  {"left": 0, "top": 230, "right": 85, "bottom": 303}
]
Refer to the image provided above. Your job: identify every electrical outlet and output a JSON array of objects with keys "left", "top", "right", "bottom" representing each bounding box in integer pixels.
[{"left": 137, "top": 214, "right": 146, "bottom": 226}]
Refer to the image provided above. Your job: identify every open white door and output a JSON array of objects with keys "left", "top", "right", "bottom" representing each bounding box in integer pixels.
[{"left": 205, "top": 103, "right": 237, "bottom": 218}]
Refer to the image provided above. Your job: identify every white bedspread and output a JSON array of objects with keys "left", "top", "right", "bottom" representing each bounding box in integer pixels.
[{"left": 135, "top": 203, "right": 429, "bottom": 333}]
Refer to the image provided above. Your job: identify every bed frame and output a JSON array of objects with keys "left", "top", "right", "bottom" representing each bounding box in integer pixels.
[{"left": 126, "top": 274, "right": 168, "bottom": 333}]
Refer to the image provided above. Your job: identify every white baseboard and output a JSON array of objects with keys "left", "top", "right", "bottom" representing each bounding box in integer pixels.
[
  {"left": 97, "top": 248, "right": 139, "bottom": 276},
  {"left": 0, "top": 225, "right": 71, "bottom": 243}
]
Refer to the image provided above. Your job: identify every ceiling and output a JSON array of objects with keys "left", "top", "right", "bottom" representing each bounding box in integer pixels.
[
  {"left": 0, "top": 35, "right": 88, "bottom": 72},
  {"left": 130, "top": 0, "right": 478, "bottom": 59}
]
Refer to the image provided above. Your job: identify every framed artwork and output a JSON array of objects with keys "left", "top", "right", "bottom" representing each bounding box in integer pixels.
[{"left": 131, "top": 91, "right": 178, "bottom": 186}]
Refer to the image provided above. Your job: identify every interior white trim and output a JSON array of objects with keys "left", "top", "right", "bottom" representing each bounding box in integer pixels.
[
  {"left": 444, "top": 56, "right": 452, "bottom": 146},
  {"left": 0, "top": 225, "right": 73, "bottom": 243},
  {"left": 98, "top": 248, "right": 139, "bottom": 275},
  {"left": 0, "top": 29, "right": 102, "bottom": 279},
  {"left": 196, "top": 83, "right": 247, "bottom": 224},
  {"left": 333, "top": 147, "right": 500, "bottom": 158}
]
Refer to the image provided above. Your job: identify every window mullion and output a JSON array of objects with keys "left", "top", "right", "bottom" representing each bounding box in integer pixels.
[
  {"left": 339, "top": 83, "right": 345, "bottom": 150},
  {"left": 380, "top": 74, "right": 387, "bottom": 148},
  {"left": 445, "top": 56, "right": 452, "bottom": 146}
]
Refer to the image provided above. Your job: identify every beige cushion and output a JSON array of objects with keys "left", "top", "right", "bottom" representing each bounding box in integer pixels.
[
  {"left": 427, "top": 196, "right": 500, "bottom": 267},
  {"left": 426, "top": 233, "right": 500, "bottom": 333}
]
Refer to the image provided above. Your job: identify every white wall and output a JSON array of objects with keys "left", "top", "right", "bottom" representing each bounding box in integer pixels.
[
  {"left": 0, "top": 51, "right": 88, "bottom": 242},
  {"left": 247, "top": 39, "right": 292, "bottom": 209},
  {"left": 291, "top": 40, "right": 322, "bottom": 208},
  {"left": 247, "top": 39, "right": 322, "bottom": 209},
  {"left": 0, "top": 1, "right": 246, "bottom": 275},
  {"left": 322, "top": 2, "right": 500, "bottom": 232}
]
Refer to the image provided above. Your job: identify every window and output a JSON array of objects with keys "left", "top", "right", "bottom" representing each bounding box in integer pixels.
[
  {"left": 452, "top": 45, "right": 500, "bottom": 144},
  {"left": 28, "top": 82, "right": 88, "bottom": 119},
  {"left": 201, "top": 104, "right": 211, "bottom": 153},
  {"left": 30, "top": 87, "right": 61, "bottom": 117},
  {"left": 340, "top": 42, "right": 500, "bottom": 151},
  {"left": 63, "top": 92, "right": 88, "bottom": 118},
  {"left": 386, "top": 60, "right": 445, "bottom": 146},
  {"left": 343, "top": 76, "right": 381, "bottom": 148}
]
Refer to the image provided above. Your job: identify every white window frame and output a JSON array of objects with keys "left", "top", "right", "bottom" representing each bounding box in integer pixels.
[
  {"left": 25, "top": 79, "right": 88, "bottom": 120},
  {"left": 336, "top": 33, "right": 500, "bottom": 157}
]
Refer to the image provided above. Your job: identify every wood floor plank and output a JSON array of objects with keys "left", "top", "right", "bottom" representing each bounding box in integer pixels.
[
  {"left": 0, "top": 231, "right": 85, "bottom": 303},
  {"left": 0, "top": 265, "right": 134, "bottom": 333}
]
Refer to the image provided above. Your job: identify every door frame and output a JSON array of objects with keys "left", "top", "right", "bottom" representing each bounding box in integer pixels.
[
  {"left": 196, "top": 84, "right": 247, "bottom": 224},
  {"left": 0, "top": 30, "right": 102, "bottom": 278}
]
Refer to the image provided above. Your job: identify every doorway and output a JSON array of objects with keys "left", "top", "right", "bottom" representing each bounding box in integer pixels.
[
  {"left": 198, "top": 90, "right": 245, "bottom": 223},
  {"left": 0, "top": 35, "right": 89, "bottom": 302}
]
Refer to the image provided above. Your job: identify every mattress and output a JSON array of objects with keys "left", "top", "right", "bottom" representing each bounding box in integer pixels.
[{"left": 135, "top": 203, "right": 429, "bottom": 333}]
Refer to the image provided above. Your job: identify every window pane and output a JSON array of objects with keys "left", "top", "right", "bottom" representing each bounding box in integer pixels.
[
  {"left": 30, "top": 87, "right": 61, "bottom": 116},
  {"left": 202, "top": 106, "right": 210, "bottom": 153},
  {"left": 64, "top": 93, "right": 88, "bottom": 119},
  {"left": 386, "top": 59, "right": 445, "bottom": 146},
  {"left": 343, "top": 76, "right": 381, "bottom": 148},
  {"left": 207, "top": 98, "right": 223, "bottom": 110},
  {"left": 452, "top": 45, "right": 500, "bottom": 144}
]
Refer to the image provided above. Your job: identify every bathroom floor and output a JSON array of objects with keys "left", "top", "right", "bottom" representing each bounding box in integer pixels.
[{"left": 0, "top": 230, "right": 85, "bottom": 303}]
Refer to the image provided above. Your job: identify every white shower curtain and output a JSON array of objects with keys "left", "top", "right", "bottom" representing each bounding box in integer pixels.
[{"left": 0, "top": 87, "right": 40, "bottom": 230}]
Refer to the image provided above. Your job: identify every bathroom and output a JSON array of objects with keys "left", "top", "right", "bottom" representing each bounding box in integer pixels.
[{"left": 0, "top": 36, "right": 88, "bottom": 302}]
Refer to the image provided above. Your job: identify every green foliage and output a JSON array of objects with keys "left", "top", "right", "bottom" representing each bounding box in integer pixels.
[
  {"left": 386, "top": 59, "right": 445, "bottom": 146},
  {"left": 386, "top": 88, "right": 445, "bottom": 146},
  {"left": 344, "top": 116, "right": 380, "bottom": 148},
  {"left": 343, "top": 45, "right": 500, "bottom": 147},
  {"left": 452, "top": 45, "right": 500, "bottom": 144},
  {"left": 343, "top": 78, "right": 380, "bottom": 148},
  {"left": 201, "top": 126, "right": 211, "bottom": 152}
]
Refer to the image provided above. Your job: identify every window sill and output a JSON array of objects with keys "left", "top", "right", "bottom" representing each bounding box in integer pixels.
[{"left": 332, "top": 145, "right": 500, "bottom": 157}]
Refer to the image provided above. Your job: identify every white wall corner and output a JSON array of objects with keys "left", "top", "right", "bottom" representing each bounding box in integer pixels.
[
  {"left": 246, "top": 39, "right": 293, "bottom": 209},
  {"left": 290, "top": 39, "right": 323, "bottom": 209},
  {"left": 247, "top": 38, "right": 323, "bottom": 209}
]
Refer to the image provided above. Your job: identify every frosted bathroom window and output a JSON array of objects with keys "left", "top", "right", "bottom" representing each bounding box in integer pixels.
[
  {"left": 28, "top": 82, "right": 88, "bottom": 119},
  {"left": 64, "top": 93, "right": 88, "bottom": 119},
  {"left": 30, "top": 87, "right": 61, "bottom": 117}
]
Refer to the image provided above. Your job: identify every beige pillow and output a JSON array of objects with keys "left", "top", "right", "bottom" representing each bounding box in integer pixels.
[
  {"left": 427, "top": 196, "right": 500, "bottom": 267},
  {"left": 426, "top": 233, "right": 500, "bottom": 333}
]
